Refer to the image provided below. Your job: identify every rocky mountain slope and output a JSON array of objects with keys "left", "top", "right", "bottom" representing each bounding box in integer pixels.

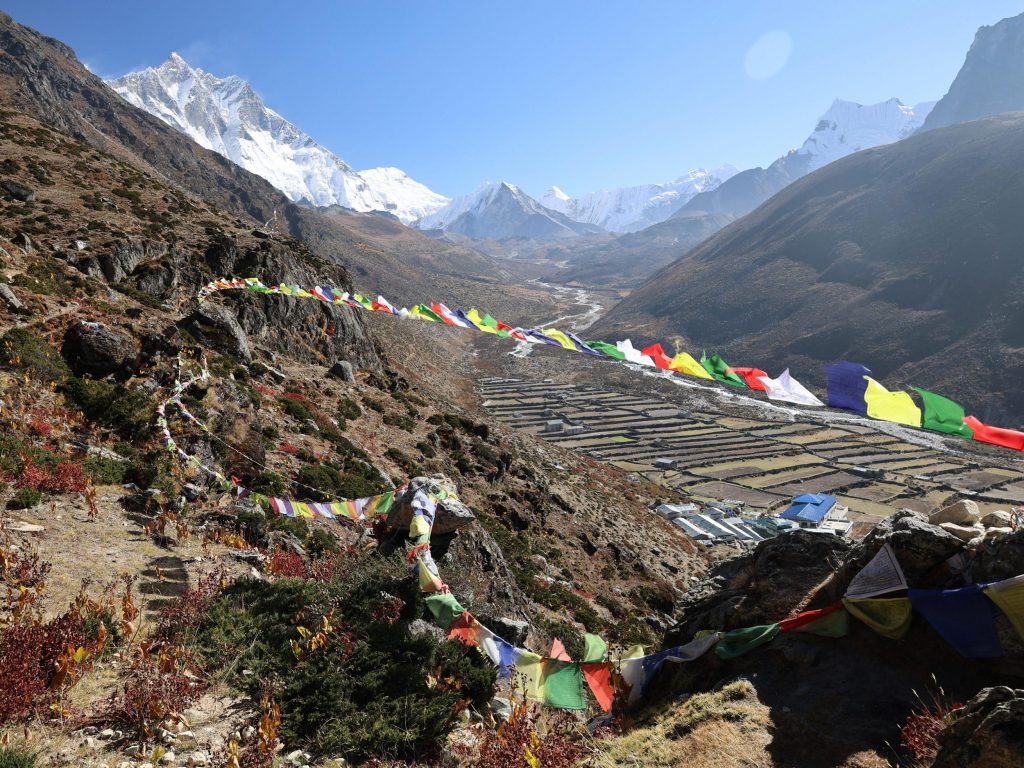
[
  {"left": 554, "top": 98, "right": 933, "bottom": 286},
  {"left": 107, "top": 53, "right": 448, "bottom": 223},
  {"left": 539, "top": 165, "right": 739, "bottom": 233},
  {"left": 593, "top": 113, "right": 1024, "bottom": 424},
  {"left": 0, "top": 12, "right": 509, "bottom": 305},
  {"left": 921, "top": 10, "right": 1024, "bottom": 132},
  {"left": 415, "top": 181, "right": 604, "bottom": 239}
]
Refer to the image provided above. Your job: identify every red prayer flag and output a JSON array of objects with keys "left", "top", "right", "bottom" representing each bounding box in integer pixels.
[
  {"left": 727, "top": 367, "right": 770, "bottom": 392},
  {"left": 447, "top": 611, "right": 480, "bottom": 646},
  {"left": 582, "top": 662, "right": 614, "bottom": 712},
  {"left": 963, "top": 416, "right": 1024, "bottom": 451},
  {"left": 549, "top": 638, "right": 573, "bottom": 661},
  {"left": 779, "top": 602, "right": 843, "bottom": 632},
  {"left": 641, "top": 343, "right": 674, "bottom": 370}
]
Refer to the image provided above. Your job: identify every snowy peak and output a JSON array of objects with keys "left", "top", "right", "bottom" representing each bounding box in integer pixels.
[
  {"left": 415, "top": 181, "right": 603, "bottom": 240},
  {"left": 541, "top": 165, "right": 739, "bottom": 233},
  {"left": 796, "top": 98, "right": 935, "bottom": 172},
  {"left": 106, "top": 54, "right": 447, "bottom": 223}
]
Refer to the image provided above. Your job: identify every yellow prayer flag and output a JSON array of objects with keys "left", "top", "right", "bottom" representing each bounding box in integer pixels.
[
  {"left": 843, "top": 597, "right": 912, "bottom": 640},
  {"left": 541, "top": 328, "right": 577, "bottom": 351},
  {"left": 409, "top": 515, "right": 431, "bottom": 539},
  {"left": 514, "top": 651, "right": 546, "bottom": 702},
  {"left": 863, "top": 377, "right": 922, "bottom": 427},
  {"left": 466, "top": 308, "right": 496, "bottom": 333},
  {"left": 619, "top": 644, "right": 647, "bottom": 660},
  {"left": 985, "top": 575, "right": 1024, "bottom": 643},
  {"left": 669, "top": 352, "right": 714, "bottom": 380}
]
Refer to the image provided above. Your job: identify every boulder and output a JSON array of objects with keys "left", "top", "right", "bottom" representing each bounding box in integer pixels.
[
  {"left": 68, "top": 254, "right": 103, "bottom": 278},
  {"left": 62, "top": 321, "right": 138, "bottom": 376},
  {"left": 930, "top": 499, "right": 981, "bottom": 526},
  {"left": 386, "top": 475, "right": 475, "bottom": 536},
  {"left": 98, "top": 238, "right": 167, "bottom": 283},
  {"left": 940, "top": 522, "right": 984, "bottom": 542},
  {"left": 486, "top": 617, "right": 530, "bottom": 646},
  {"left": 0, "top": 283, "right": 23, "bottom": 311},
  {"left": 848, "top": 510, "right": 963, "bottom": 585},
  {"left": 328, "top": 360, "right": 356, "bottom": 383},
  {"left": 13, "top": 232, "right": 32, "bottom": 252},
  {"left": 72, "top": 240, "right": 88, "bottom": 251},
  {"left": 1, "top": 179, "right": 34, "bottom": 202},
  {"left": 982, "top": 510, "right": 1013, "bottom": 528},
  {"left": 932, "top": 686, "right": 1024, "bottom": 768},
  {"left": 181, "top": 303, "right": 252, "bottom": 364},
  {"left": 985, "top": 527, "right": 1014, "bottom": 541}
]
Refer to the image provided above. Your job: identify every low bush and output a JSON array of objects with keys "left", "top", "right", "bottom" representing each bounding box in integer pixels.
[
  {"left": 0, "top": 748, "right": 36, "bottom": 768},
  {"left": 7, "top": 488, "right": 41, "bottom": 510},
  {"left": 338, "top": 396, "right": 362, "bottom": 421},
  {"left": 60, "top": 377, "right": 153, "bottom": 441},
  {"left": 0, "top": 329, "right": 70, "bottom": 382}
]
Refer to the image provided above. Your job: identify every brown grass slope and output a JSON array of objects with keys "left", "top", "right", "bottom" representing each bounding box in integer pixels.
[
  {"left": 0, "top": 11, "right": 506, "bottom": 304},
  {"left": 594, "top": 113, "right": 1024, "bottom": 425}
]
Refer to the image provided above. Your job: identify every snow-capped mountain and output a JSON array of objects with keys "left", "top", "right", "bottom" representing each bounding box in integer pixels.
[
  {"left": 539, "top": 165, "right": 739, "bottom": 233},
  {"left": 796, "top": 98, "right": 935, "bottom": 172},
  {"left": 106, "top": 53, "right": 447, "bottom": 223},
  {"left": 415, "top": 182, "right": 604, "bottom": 239}
]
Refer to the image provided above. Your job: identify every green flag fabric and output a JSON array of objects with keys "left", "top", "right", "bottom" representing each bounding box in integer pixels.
[
  {"left": 714, "top": 623, "right": 781, "bottom": 659},
  {"left": 413, "top": 304, "right": 444, "bottom": 324},
  {"left": 913, "top": 388, "right": 974, "bottom": 438},
  {"left": 583, "top": 633, "right": 608, "bottom": 663},
  {"left": 586, "top": 341, "right": 626, "bottom": 360},
  {"left": 542, "top": 660, "right": 587, "bottom": 709},
  {"left": 424, "top": 593, "right": 465, "bottom": 629},
  {"left": 701, "top": 352, "right": 747, "bottom": 388},
  {"left": 794, "top": 609, "right": 849, "bottom": 638}
]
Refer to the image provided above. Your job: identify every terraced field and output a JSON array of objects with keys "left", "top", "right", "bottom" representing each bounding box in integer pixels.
[{"left": 479, "top": 377, "right": 1024, "bottom": 537}]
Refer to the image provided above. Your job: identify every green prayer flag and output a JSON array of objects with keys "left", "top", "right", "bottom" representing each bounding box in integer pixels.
[
  {"left": 701, "top": 352, "right": 747, "bottom": 388},
  {"left": 414, "top": 304, "right": 444, "bottom": 323},
  {"left": 586, "top": 341, "right": 626, "bottom": 360},
  {"left": 795, "top": 609, "right": 849, "bottom": 638},
  {"left": 542, "top": 660, "right": 587, "bottom": 710},
  {"left": 583, "top": 633, "right": 607, "bottom": 663},
  {"left": 912, "top": 388, "right": 973, "bottom": 438},
  {"left": 713, "top": 624, "right": 780, "bottom": 659},
  {"left": 424, "top": 593, "right": 465, "bottom": 629}
]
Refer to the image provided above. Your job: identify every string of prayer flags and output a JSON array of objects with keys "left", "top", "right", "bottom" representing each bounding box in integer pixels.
[
  {"left": 424, "top": 593, "right": 465, "bottom": 629},
  {"left": 913, "top": 388, "right": 974, "bottom": 439},
  {"left": 842, "top": 597, "right": 912, "bottom": 640},
  {"left": 845, "top": 543, "right": 908, "bottom": 599},
  {"left": 826, "top": 361, "right": 872, "bottom": 415},
  {"left": 583, "top": 633, "right": 608, "bottom": 663},
  {"left": 863, "top": 377, "right": 922, "bottom": 428},
  {"left": 615, "top": 339, "right": 656, "bottom": 366},
  {"left": 779, "top": 603, "right": 844, "bottom": 633},
  {"left": 701, "top": 352, "right": 747, "bottom": 388},
  {"left": 478, "top": 626, "right": 520, "bottom": 679},
  {"left": 713, "top": 624, "right": 781, "bottom": 659},
  {"left": 669, "top": 352, "right": 714, "bottom": 379},
  {"left": 756, "top": 369, "right": 824, "bottom": 407},
  {"left": 984, "top": 575, "right": 1024, "bottom": 643},
  {"left": 542, "top": 661, "right": 588, "bottom": 710},
  {"left": 585, "top": 340, "right": 626, "bottom": 360},
  {"left": 908, "top": 585, "right": 1003, "bottom": 658}
]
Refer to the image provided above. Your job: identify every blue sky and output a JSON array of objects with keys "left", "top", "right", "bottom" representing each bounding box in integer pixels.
[{"left": 6, "top": 1, "right": 1024, "bottom": 198}]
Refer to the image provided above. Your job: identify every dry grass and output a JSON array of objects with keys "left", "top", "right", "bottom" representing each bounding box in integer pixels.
[{"left": 596, "top": 679, "right": 773, "bottom": 768}]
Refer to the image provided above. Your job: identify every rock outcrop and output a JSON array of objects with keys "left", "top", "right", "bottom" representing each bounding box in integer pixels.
[
  {"left": 61, "top": 321, "right": 138, "bottom": 376},
  {"left": 933, "top": 687, "right": 1024, "bottom": 768},
  {"left": 386, "top": 475, "right": 475, "bottom": 536}
]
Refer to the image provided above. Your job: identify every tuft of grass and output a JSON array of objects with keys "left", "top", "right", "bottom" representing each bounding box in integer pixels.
[{"left": 0, "top": 747, "right": 36, "bottom": 768}]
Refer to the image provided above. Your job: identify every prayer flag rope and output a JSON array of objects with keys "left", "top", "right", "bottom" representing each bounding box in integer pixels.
[{"left": 196, "top": 277, "right": 1024, "bottom": 452}]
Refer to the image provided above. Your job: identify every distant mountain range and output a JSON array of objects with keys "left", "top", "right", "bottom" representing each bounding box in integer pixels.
[{"left": 107, "top": 54, "right": 448, "bottom": 224}]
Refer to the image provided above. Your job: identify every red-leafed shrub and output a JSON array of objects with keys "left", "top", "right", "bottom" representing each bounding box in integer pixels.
[
  {"left": 475, "top": 702, "right": 592, "bottom": 768},
  {"left": 0, "top": 611, "right": 86, "bottom": 723},
  {"left": 265, "top": 547, "right": 307, "bottom": 580},
  {"left": 15, "top": 458, "right": 87, "bottom": 493},
  {"left": 900, "top": 696, "right": 964, "bottom": 762},
  {"left": 29, "top": 416, "right": 52, "bottom": 437},
  {"left": 252, "top": 384, "right": 278, "bottom": 397},
  {"left": 281, "top": 392, "right": 307, "bottom": 402},
  {"left": 278, "top": 441, "right": 298, "bottom": 455}
]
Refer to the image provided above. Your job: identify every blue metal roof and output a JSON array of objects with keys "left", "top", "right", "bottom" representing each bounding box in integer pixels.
[{"left": 780, "top": 494, "right": 836, "bottom": 524}]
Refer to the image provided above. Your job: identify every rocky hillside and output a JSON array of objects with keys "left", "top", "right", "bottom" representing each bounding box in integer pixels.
[
  {"left": 593, "top": 113, "right": 1024, "bottom": 424},
  {"left": 921, "top": 11, "right": 1024, "bottom": 132}
]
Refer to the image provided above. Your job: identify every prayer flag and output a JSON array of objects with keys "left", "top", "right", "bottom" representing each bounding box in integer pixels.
[
  {"left": 909, "top": 585, "right": 1003, "bottom": 657},
  {"left": 912, "top": 388, "right": 973, "bottom": 438},
  {"left": 549, "top": 638, "right": 572, "bottom": 662},
  {"left": 779, "top": 603, "right": 843, "bottom": 632},
  {"left": 582, "top": 662, "right": 614, "bottom": 712},
  {"left": 756, "top": 369, "right": 824, "bottom": 407},
  {"left": 863, "top": 377, "right": 922, "bottom": 427},
  {"left": 963, "top": 416, "right": 1024, "bottom": 451},
  {"left": 714, "top": 624, "right": 780, "bottom": 659},
  {"left": 616, "top": 339, "right": 656, "bottom": 366},
  {"left": 478, "top": 626, "right": 520, "bottom": 678},
  {"left": 984, "top": 575, "right": 1024, "bottom": 643},
  {"left": 843, "top": 597, "right": 912, "bottom": 640},
  {"left": 411, "top": 304, "right": 444, "bottom": 323},
  {"left": 793, "top": 608, "right": 849, "bottom": 638},
  {"left": 845, "top": 543, "right": 908, "bottom": 599},
  {"left": 669, "top": 352, "right": 714, "bottom": 380},
  {"left": 448, "top": 611, "right": 482, "bottom": 646},
  {"left": 585, "top": 341, "right": 626, "bottom": 360},
  {"left": 701, "top": 352, "right": 747, "bottom": 387},
  {"left": 641, "top": 343, "right": 674, "bottom": 370},
  {"left": 542, "top": 661, "right": 587, "bottom": 710},
  {"left": 583, "top": 633, "right": 607, "bottom": 663},
  {"left": 424, "top": 593, "right": 465, "bottom": 629},
  {"left": 826, "top": 361, "right": 871, "bottom": 414},
  {"left": 542, "top": 328, "right": 578, "bottom": 351},
  {"left": 514, "top": 651, "right": 546, "bottom": 701},
  {"left": 728, "top": 367, "right": 769, "bottom": 392}
]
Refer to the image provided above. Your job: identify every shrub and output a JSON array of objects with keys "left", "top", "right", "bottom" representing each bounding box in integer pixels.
[
  {"left": 0, "top": 748, "right": 36, "bottom": 768},
  {"left": 0, "top": 611, "right": 86, "bottom": 723},
  {"left": 295, "top": 461, "right": 388, "bottom": 502},
  {"left": 278, "top": 396, "right": 313, "bottom": 423},
  {"left": 7, "top": 488, "right": 41, "bottom": 510},
  {"left": 251, "top": 471, "right": 286, "bottom": 497},
  {"left": 60, "top": 377, "right": 153, "bottom": 440},
  {"left": 193, "top": 555, "right": 496, "bottom": 763},
  {"left": 0, "top": 329, "right": 70, "bottom": 382},
  {"left": 383, "top": 412, "right": 416, "bottom": 431},
  {"left": 338, "top": 397, "right": 362, "bottom": 421}
]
